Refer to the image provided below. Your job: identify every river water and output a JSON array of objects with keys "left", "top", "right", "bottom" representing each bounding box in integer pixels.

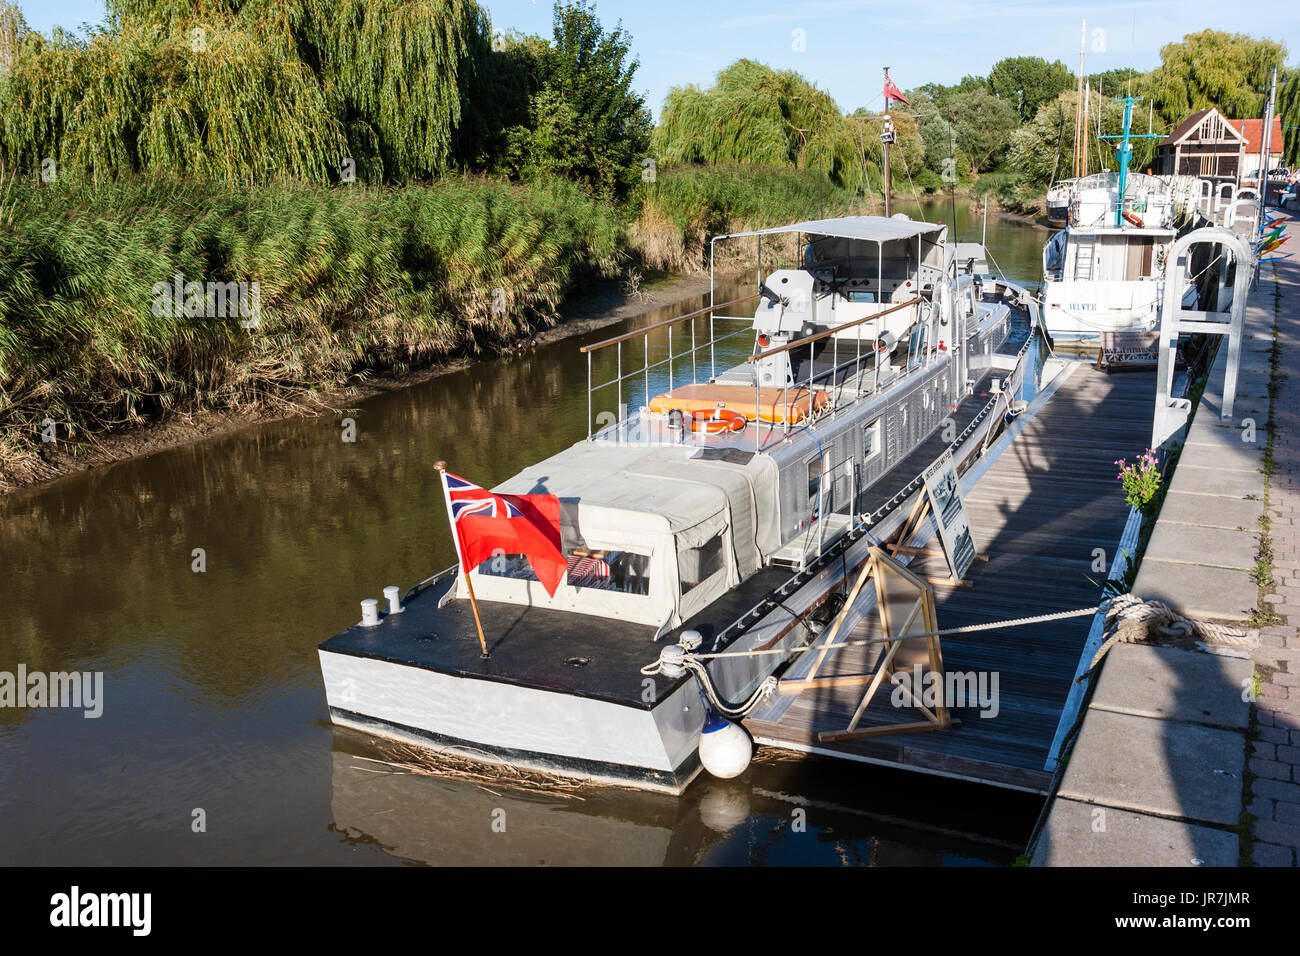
[{"left": 0, "top": 199, "right": 1048, "bottom": 865}]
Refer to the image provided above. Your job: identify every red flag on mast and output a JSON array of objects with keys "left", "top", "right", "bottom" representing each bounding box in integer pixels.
[
  {"left": 884, "top": 77, "right": 910, "bottom": 108},
  {"left": 439, "top": 471, "right": 568, "bottom": 597}
]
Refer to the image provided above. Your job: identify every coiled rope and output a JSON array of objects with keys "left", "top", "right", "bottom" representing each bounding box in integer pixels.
[{"left": 1079, "top": 592, "right": 1258, "bottom": 683}]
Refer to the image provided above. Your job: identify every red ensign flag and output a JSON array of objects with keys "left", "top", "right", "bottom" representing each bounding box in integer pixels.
[
  {"left": 440, "top": 472, "right": 567, "bottom": 597},
  {"left": 884, "top": 77, "right": 910, "bottom": 108}
]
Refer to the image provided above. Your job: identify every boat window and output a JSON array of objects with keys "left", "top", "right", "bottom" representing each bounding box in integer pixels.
[
  {"left": 847, "top": 291, "right": 876, "bottom": 303},
  {"left": 807, "top": 456, "right": 821, "bottom": 500},
  {"left": 678, "top": 534, "right": 725, "bottom": 595},
  {"left": 907, "top": 323, "right": 927, "bottom": 370},
  {"left": 481, "top": 550, "right": 651, "bottom": 595},
  {"left": 863, "top": 419, "right": 881, "bottom": 461}
]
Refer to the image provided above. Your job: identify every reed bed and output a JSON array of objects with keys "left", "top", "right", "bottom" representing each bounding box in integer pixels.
[{"left": 0, "top": 173, "right": 621, "bottom": 485}]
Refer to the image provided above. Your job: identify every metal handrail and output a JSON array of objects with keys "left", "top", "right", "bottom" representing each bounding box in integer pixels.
[
  {"left": 585, "top": 305, "right": 755, "bottom": 440},
  {"left": 579, "top": 293, "right": 761, "bottom": 354},
  {"left": 745, "top": 296, "right": 923, "bottom": 362}
]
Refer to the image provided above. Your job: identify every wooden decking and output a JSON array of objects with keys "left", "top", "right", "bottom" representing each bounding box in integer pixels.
[{"left": 745, "top": 362, "right": 1158, "bottom": 792}]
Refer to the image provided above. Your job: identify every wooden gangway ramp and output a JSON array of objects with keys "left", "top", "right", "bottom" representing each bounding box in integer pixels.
[{"left": 745, "top": 362, "right": 1158, "bottom": 793}]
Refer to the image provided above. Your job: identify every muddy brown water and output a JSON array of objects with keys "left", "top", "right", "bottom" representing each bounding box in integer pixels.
[{"left": 0, "top": 201, "right": 1047, "bottom": 865}]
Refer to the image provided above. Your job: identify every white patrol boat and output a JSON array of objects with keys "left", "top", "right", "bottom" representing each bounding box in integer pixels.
[{"left": 318, "top": 214, "right": 1046, "bottom": 793}]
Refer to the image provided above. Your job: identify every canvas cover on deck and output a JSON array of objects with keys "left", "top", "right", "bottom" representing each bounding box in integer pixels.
[{"left": 457, "top": 441, "right": 780, "bottom": 629}]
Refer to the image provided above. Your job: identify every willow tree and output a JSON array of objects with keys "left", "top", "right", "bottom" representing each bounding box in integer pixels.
[
  {"left": 293, "top": 0, "right": 490, "bottom": 182},
  {"left": 1009, "top": 91, "right": 1160, "bottom": 186},
  {"left": 1279, "top": 67, "right": 1300, "bottom": 167},
  {"left": 654, "top": 59, "right": 868, "bottom": 193},
  {"left": 1147, "top": 30, "right": 1286, "bottom": 124},
  {"left": 0, "top": 0, "right": 492, "bottom": 184}
]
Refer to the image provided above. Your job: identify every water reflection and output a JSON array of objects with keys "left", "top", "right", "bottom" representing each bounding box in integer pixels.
[{"left": 329, "top": 731, "right": 1030, "bottom": 866}]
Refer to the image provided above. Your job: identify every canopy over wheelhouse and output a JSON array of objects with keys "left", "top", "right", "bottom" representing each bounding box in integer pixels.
[{"left": 457, "top": 442, "right": 780, "bottom": 631}]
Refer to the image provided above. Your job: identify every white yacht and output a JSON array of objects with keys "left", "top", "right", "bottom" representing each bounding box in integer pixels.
[{"left": 1041, "top": 170, "right": 1180, "bottom": 340}]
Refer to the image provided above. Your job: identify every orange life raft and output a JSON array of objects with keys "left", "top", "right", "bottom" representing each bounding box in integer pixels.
[{"left": 648, "top": 383, "right": 829, "bottom": 426}]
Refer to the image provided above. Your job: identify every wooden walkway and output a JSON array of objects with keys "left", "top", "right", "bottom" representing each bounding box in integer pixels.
[{"left": 745, "top": 362, "right": 1158, "bottom": 793}]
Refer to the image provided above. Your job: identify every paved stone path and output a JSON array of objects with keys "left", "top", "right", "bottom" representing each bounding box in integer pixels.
[
  {"left": 1248, "top": 254, "right": 1300, "bottom": 867},
  {"left": 1034, "top": 252, "right": 1299, "bottom": 867}
]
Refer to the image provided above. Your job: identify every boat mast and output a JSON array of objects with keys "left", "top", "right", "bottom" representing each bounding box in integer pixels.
[
  {"left": 1100, "top": 95, "right": 1160, "bottom": 227},
  {"left": 882, "top": 66, "right": 894, "bottom": 217},
  {"left": 1082, "top": 80, "right": 1090, "bottom": 176},
  {"left": 1258, "top": 63, "right": 1278, "bottom": 235},
  {"left": 1073, "top": 19, "right": 1086, "bottom": 178},
  {"left": 1115, "top": 96, "right": 1134, "bottom": 226}
]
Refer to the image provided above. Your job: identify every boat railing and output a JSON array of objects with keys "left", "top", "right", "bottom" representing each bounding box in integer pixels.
[
  {"left": 402, "top": 565, "right": 459, "bottom": 604},
  {"left": 579, "top": 293, "right": 761, "bottom": 439},
  {"left": 743, "top": 296, "right": 925, "bottom": 447},
  {"left": 704, "top": 331, "right": 1028, "bottom": 654}
]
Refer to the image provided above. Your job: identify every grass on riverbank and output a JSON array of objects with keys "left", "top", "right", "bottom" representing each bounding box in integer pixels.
[
  {"left": 0, "top": 164, "right": 864, "bottom": 488},
  {"left": 0, "top": 173, "right": 626, "bottom": 487}
]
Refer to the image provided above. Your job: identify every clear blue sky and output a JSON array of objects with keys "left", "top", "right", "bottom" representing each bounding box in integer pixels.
[{"left": 21, "top": 1, "right": 1300, "bottom": 120}]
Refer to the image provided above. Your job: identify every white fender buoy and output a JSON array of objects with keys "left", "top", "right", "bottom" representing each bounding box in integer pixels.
[{"left": 698, "top": 711, "right": 752, "bottom": 779}]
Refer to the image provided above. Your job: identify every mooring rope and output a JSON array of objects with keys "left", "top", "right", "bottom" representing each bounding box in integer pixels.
[
  {"left": 642, "top": 594, "right": 1259, "bottom": 722},
  {"left": 684, "top": 659, "right": 778, "bottom": 720},
  {"left": 644, "top": 604, "right": 1103, "bottom": 666},
  {"left": 1077, "top": 592, "right": 1257, "bottom": 683}
]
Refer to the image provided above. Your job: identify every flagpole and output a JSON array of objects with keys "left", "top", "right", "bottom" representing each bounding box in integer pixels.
[{"left": 435, "top": 460, "right": 491, "bottom": 658}]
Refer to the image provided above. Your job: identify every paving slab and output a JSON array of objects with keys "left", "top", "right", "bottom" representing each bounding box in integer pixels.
[
  {"left": 1089, "top": 644, "right": 1253, "bottom": 730},
  {"left": 1167, "top": 463, "right": 1267, "bottom": 499},
  {"left": 1143, "top": 521, "right": 1259, "bottom": 571},
  {"left": 1187, "top": 415, "right": 1269, "bottom": 439},
  {"left": 1199, "top": 393, "right": 1271, "bottom": 422},
  {"left": 1156, "top": 490, "right": 1262, "bottom": 531},
  {"left": 1057, "top": 709, "right": 1246, "bottom": 826},
  {"left": 1133, "top": 560, "right": 1257, "bottom": 622},
  {"left": 1181, "top": 419, "right": 1266, "bottom": 449},
  {"left": 1176, "top": 439, "right": 1265, "bottom": 474},
  {"left": 1031, "top": 797, "right": 1238, "bottom": 866}
]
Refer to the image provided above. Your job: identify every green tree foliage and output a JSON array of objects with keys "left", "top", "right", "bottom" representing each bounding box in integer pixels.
[
  {"left": 0, "top": 0, "right": 488, "bottom": 184},
  {"left": 945, "top": 86, "right": 1018, "bottom": 172},
  {"left": 1009, "top": 90, "right": 1161, "bottom": 186},
  {"left": 915, "top": 74, "right": 987, "bottom": 115},
  {"left": 1147, "top": 30, "right": 1286, "bottom": 124},
  {"left": 1087, "top": 68, "right": 1143, "bottom": 97},
  {"left": 655, "top": 59, "right": 868, "bottom": 193},
  {"left": 293, "top": 0, "right": 490, "bottom": 183},
  {"left": 988, "top": 56, "right": 1073, "bottom": 123},
  {"left": 1278, "top": 67, "right": 1300, "bottom": 167},
  {"left": 0, "top": 0, "right": 650, "bottom": 195},
  {"left": 0, "top": 5, "right": 346, "bottom": 183},
  {"left": 494, "top": 1, "right": 652, "bottom": 202}
]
